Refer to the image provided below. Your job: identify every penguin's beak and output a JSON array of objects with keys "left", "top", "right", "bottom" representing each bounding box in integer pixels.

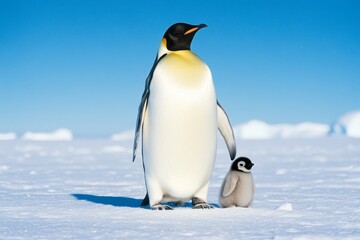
[
  {"left": 184, "top": 23, "right": 208, "bottom": 35},
  {"left": 197, "top": 23, "right": 208, "bottom": 29}
]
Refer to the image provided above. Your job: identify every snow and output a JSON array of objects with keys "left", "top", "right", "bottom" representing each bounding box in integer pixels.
[
  {"left": 331, "top": 110, "right": 360, "bottom": 138},
  {"left": 277, "top": 203, "right": 293, "bottom": 211},
  {"left": 0, "top": 132, "right": 17, "bottom": 141},
  {"left": 234, "top": 120, "right": 330, "bottom": 139},
  {"left": 1, "top": 137, "right": 360, "bottom": 239},
  {"left": 21, "top": 128, "right": 73, "bottom": 141}
]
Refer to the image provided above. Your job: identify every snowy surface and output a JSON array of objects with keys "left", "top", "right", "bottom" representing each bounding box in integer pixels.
[
  {"left": 332, "top": 111, "right": 360, "bottom": 138},
  {"left": 21, "top": 129, "right": 73, "bottom": 141},
  {"left": 1, "top": 138, "right": 360, "bottom": 239}
]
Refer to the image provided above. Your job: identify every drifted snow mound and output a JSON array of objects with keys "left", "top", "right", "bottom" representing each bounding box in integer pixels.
[
  {"left": 276, "top": 203, "right": 293, "bottom": 211},
  {"left": 234, "top": 120, "right": 329, "bottom": 139},
  {"left": 0, "top": 132, "right": 17, "bottom": 141},
  {"left": 331, "top": 111, "right": 360, "bottom": 138},
  {"left": 111, "top": 130, "right": 134, "bottom": 141},
  {"left": 22, "top": 129, "right": 73, "bottom": 141}
]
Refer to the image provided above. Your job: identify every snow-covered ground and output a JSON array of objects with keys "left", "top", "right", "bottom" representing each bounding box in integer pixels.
[{"left": 1, "top": 137, "right": 359, "bottom": 239}]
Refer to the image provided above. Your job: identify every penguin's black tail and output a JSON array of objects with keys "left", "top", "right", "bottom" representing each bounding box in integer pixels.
[{"left": 140, "top": 193, "right": 150, "bottom": 206}]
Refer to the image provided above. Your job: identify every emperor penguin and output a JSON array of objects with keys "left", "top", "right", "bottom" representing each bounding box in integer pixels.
[
  {"left": 132, "top": 23, "right": 237, "bottom": 210},
  {"left": 219, "top": 157, "right": 255, "bottom": 208}
]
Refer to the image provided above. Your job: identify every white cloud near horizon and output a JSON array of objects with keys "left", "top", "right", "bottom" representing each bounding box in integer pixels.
[
  {"left": 22, "top": 129, "right": 73, "bottom": 141},
  {"left": 0, "top": 133, "right": 17, "bottom": 141}
]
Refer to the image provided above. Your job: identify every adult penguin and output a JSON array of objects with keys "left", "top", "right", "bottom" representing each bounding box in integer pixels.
[{"left": 133, "top": 23, "right": 236, "bottom": 210}]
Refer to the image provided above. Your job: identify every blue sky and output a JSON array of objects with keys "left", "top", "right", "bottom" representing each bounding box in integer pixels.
[{"left": 1, "top": 0, "right": 359, "bottom": 137}]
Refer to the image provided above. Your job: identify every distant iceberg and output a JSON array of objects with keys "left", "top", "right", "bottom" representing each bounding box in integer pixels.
[
  {"left": 0, "top": 132, "right": 17, "bottom": 141},
  {"left": 22, "top": 129, "right": 73, "bottom": 141},
  {"left": 331, "top": 110, "right": 360, "bottom": 138},
  {"left": 234, "top": 120, "right": 330, "bottom": 139}
]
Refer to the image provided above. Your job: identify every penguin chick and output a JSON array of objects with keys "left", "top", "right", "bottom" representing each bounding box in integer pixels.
[{"left": 219, "top": 157, "right": 255, "bottom": 208}]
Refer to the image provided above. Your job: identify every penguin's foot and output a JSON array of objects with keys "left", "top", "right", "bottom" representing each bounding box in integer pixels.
[
  {"left": 193, "top": 203, "right": 214, "bottom": 209},
  {"left": 151, "top": 203, "right": 174, "bottom": 210},
  {"left": 170, "top": 201, "right": 184, "bottom": 207},
  {"left": 192, "top": 197, "right": 214, "bottom": 209}
]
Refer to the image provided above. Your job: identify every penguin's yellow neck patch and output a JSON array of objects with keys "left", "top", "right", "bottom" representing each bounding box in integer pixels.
[
  {"left": 164, "top": 51, "right": 207, "bottom": 88},
  {"left": 162, "top": 38, "right": 167, "bottom": 47},
  {"left": 171, "top": 50, "right": 195, "bottom": 62}
]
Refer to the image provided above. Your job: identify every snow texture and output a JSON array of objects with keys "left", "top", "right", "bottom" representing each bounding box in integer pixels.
[
  {"left": 21, "top": 128, "right": 73, "bottom": 141},
  {"left": 1, "top": 138, "right": 359, "bottom": 239},
  {"left": 331, "top": 110, "right": 360, "bottom": 138},
  {"left": 0, "top": 132, "right": 17, "bottom": 141},
  {"left": 277, "top": 203, "right": 293, "bottom": 211}
]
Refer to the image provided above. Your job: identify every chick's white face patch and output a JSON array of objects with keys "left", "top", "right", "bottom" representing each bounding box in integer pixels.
[{"left": 238, "top": 161, "right": 250, "bottom": 172}]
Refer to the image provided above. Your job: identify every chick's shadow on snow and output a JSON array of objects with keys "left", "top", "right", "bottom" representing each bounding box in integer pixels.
[{"left": 71, "top": 194, "right": 144, "bottom": 208}]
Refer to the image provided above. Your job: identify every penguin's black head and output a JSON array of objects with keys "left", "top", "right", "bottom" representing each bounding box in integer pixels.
[
  {"left": 163, "top": 22, "right": 207, "bottom": 51},
  {"left": 231, "top": 157, "right": 254, "bottom": 173}
]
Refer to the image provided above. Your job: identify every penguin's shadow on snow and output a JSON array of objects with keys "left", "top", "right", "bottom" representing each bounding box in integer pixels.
[
  {"left": 71, "top": 194, "right": 219, "bottom": 208},
  {"left": 71, "top": 194, "right": 144, "bottom": 208}
]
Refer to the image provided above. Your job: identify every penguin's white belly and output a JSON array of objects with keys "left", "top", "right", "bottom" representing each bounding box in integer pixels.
[{"left": 143, "top": 51, "right": 217, "bottom": 199}]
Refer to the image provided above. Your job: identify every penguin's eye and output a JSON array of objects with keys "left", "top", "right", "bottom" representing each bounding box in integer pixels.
[
  {"left": 173, "top": 32, "right": 180, "bottom": 37},
  {"left": 237, "top": 161, "right": 245, "bottom": 169}
]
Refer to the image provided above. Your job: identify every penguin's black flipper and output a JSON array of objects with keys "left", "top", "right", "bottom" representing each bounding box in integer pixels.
[
  {"left": 140, "top": 193, "right": 150, "bottom": 206},
  {"left": 217, "top": 101, "right": 237, "bottom": 160},
  {"left": 132, "top": 54, "right": 168, "bottom": 162},
  {"left": 132, "top": 96, "right": 148, "bottom": 162}
]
